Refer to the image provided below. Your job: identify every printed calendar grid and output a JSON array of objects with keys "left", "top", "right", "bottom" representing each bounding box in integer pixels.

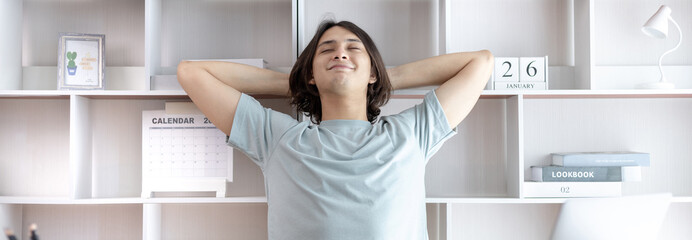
[{"left": 145, "top": 126, "right": 229, "bottom": 178}]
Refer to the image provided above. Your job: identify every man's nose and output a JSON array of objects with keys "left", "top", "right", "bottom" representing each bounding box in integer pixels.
[{"left": 333, "top": 49, "right": 348, "bottom": 60}]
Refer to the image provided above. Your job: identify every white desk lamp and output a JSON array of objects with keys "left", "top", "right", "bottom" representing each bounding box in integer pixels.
[{"left": 639, "top": 5, "right": 681, "bottom": 89}]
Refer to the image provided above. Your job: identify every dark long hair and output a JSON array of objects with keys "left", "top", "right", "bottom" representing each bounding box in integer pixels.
[{"left": 289, "top": 20, "right": 391, "bottom": 124}]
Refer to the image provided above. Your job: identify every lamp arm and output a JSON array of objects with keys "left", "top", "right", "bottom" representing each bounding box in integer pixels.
[{"left": 657, "top": 17, "right": 682, "bottom": 83}]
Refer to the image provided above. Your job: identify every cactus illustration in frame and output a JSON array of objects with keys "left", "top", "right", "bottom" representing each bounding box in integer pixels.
[
  {"left": 58, "top": 32, "right": 105, "bottom": 90},
  {"left": 66, "top": 51, "right": 77, "bottom": 75}
]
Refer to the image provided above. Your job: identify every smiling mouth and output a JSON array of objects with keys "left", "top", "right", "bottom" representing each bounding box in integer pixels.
[{"left": 328, "top": 65, "right": 354, "bottom": 70}]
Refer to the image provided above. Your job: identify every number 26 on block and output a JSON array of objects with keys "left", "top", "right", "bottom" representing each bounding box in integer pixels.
[{"left": 493, "top": 56, "right": 548, "bottom": 83}]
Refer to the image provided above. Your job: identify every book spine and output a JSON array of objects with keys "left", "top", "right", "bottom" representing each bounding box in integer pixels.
[
  {"left": 552, "top": 154, "right": 650, "bottom": 167},
  {"left": 523, "top": 182, "right": 622, "bottom": 198},
  {"left": 532, "top": 166, "right": 625, "bottom": 182}
]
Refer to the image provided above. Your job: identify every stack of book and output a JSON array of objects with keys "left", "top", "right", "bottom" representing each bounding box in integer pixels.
[{"left": 524, "top": 152, "right": 650, "bottom": 198}]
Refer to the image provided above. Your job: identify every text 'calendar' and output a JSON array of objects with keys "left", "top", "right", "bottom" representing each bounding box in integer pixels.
[{"left": 142, "top": 110, "right": 232, "bottom": 198}]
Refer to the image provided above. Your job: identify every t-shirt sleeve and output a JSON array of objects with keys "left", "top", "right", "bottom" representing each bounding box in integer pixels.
[
  {"left": 226, "top": 93, "right": 298, "bottom": 170},
  {"left": 389, "top": 90, "right": 457, "bottom": 163}
]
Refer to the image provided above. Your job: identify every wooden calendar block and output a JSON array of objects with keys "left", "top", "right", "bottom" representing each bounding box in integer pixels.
[
  {"left": 491, "top": 56, "right": 549, "bottom": 90},
  {"left": 494, "top": 57, "right": 519, "bottom": 82},
  {"left": 519, "top": 57, "right": 546, "bottom": 82}
]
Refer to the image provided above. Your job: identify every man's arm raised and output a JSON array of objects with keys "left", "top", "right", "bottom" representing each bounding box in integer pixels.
[
  {"left": 387, "top": 50, "right": 494, "bottom": 128},
  {"left": 177, "top": 61, "right": 289, "bottom": 135}
]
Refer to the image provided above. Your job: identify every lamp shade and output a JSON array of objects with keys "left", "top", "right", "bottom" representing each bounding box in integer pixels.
[{"left": 642, "top": 5, "right": 672, "bottom": 38}]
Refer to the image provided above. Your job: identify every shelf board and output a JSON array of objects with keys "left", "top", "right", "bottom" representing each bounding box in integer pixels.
[
  {"left": 0, "top": 196, "right": 269, "bottom": 205},
  {"left": 429, "top": 196, "right": 692, "bottom": 204},
  {"left": 426, "top": 197, "right": 533, "bottom": 204},
  {"left": 0, "top": 90, "right": 71, "bottom": 99},
  {"left": 0, "top": 196, "right": 142, "bottom": 205},
  {"left": 79, "top": 90, "right": 190, "bottom": 99},
  {"left": 369, "top": 88, "right": 692, "bottom": 99},
  {"left": 142, "top": 196, "right": 268, "bottom": 204},
  {"left": 519, "top": 89, "right": 692, "bottom": 99},
  {"left": 427, "top": 197, "right": 568, "bottom": 204},
  {"left": 0, "top": 90, "right": 189, "bottom": 99},
  {"left": 3, "top": 89, "right": 692, "bottom": 99},
  {"left": 4, "top": 196, "right": 689, "bottom": 205}
]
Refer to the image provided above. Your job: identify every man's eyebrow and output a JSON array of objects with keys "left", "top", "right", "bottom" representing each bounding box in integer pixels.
[
  {"left": 317, "top": 38, "right": 362, "bottom": 48},
  {"left": 317, "top": 40, "right": 335, "bottom": 48}
]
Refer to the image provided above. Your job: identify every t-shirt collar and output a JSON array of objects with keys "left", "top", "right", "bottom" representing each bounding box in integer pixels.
[{"left": 318, "top": 119, "right": 372, "bottom": 129}]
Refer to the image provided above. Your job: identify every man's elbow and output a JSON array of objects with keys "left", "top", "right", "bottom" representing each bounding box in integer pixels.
[
  {"left": 176, "top": 60, "right": 197, "bottom": 85},
  {"left": 479, "top": 49, "right": 494, "bottom": 65},
  {"left": 478, "top": 50, "right": 494, "bottom": 76}
]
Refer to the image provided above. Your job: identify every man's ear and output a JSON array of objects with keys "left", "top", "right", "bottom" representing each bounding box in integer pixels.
[
  {"left": 368, "top": 75, "right": 376, "bottom": 84},
  {"left": 368, "top": 68, "right": 377, "bottom": 84}
]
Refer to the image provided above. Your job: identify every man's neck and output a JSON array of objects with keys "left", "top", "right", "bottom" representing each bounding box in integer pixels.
[{"left": 319, "top": 93, "right": 369, "bottom": 122}]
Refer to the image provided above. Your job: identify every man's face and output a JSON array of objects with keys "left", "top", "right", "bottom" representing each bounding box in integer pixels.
[{"left": 311, "top": 26, "right": 375, "bottom": 97}]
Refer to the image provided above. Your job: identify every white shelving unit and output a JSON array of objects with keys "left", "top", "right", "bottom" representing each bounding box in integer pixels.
[{"left": 2, "top": 0, "right": 692, "bottom": 239}]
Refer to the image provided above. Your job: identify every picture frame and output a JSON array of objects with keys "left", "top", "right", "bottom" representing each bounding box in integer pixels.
[{"left": 57, "top": 33, "right": 105, "bottom": 90}]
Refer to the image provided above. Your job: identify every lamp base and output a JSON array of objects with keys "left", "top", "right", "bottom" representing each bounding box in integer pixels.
[{"left": 636, "top": 82, "right": 675, "bottom": 89}]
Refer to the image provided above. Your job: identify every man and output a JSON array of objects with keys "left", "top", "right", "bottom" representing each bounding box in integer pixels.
[{"left": 178, "top": 20, "right": 493, "bottom": 240}]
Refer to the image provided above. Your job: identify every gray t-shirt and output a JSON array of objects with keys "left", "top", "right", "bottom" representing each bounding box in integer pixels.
[{"left": 227, "top": 90, "right": 456, "bottom": 240}]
